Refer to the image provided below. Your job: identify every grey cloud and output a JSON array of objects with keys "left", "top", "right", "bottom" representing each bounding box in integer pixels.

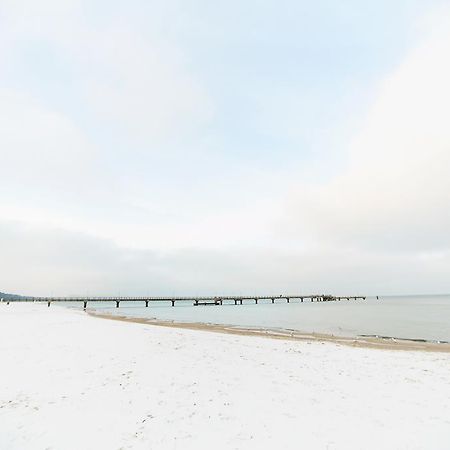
[{"left": 1, "top": 221, "right": 449, "bottom": 296}]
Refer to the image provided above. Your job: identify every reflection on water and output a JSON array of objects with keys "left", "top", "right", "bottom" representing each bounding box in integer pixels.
[{"left": 63, "top": 295, "right": 450, "bottom": 342}]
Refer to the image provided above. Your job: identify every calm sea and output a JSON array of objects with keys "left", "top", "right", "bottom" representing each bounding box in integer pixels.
[{"left": 67, "top": 295, "right": 450, "bottom": 343}]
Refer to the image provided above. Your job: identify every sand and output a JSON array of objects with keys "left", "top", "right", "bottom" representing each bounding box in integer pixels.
[
  {"left": 1, "top": 303, "right": 449, "bottom": 449},
  {"left": 89, "top": 310, "right": 450, "bottom": 353}
]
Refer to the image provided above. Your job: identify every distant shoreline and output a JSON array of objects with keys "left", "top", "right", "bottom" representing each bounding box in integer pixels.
[{"left": 88, "top": 310, "right": 450, "bottom": 353}]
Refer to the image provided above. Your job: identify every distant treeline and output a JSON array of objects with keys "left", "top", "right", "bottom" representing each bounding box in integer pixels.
[{"left": 0, "top": 292, "right": 23, "bottom": 300}]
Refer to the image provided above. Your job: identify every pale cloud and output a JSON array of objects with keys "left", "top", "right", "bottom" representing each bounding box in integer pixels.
[
  {"left": 0, "top": 0, "right": 212, "bottom": 142},
  {"left": 0, "top": 0, "right": 214, "bottom": 247},
  {"left": 0, "top": 88, "right": 116, "bottom": 228},
  {"left": 1, "top": 1, "right": 449, "bottom": 295},
  {"left": 77, "top": 27, "right": 213, "bottom": 143},
  {"left": 0, "top": 89, "right": 93, "bottom": 177},
  {"left": 2, "top": 220, "right": 450, "bottom": 297},
  {"left": 287, "top": 9, "right": 450, "bottom": 252}
]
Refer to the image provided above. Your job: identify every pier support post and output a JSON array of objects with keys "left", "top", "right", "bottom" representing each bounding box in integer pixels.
[
  {"left": 145, "top": 300, "right": 149, "bottom": 307},
  {"left": 171, "top": 300, "right": 175, "bottom": 307},
  {"left": 255, "top": 298, "right": 258, "bottom": 304},
  {"left": 234, "top": 300, "right": 237, "bottom": 305},
  {"left": 116, "top": 301, "right": 120, "bottom": 308},
  {"left": 271, "top": 298, "right": 275, "bottom": 304},
  {"left": 47, "top": 301, "right": 51, "bottom": 307},
  {"left": 194, "top": 300, "right": 199, "bottom": 306},
  {"left": 286, "top": 298, "right": 290, "bottom": 303},
  {"left": 83, "top": 301, "right": 87, "bottom": 309},
  {"left": 301, "top": 298, "right": 303, "bottom": 303}
]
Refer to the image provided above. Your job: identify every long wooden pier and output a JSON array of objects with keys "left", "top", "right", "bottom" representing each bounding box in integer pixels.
[{"left": 2, "top": 294, "right": 366, "bottom": 309}]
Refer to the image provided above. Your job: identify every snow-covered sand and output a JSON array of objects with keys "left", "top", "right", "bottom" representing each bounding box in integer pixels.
[{"left": 1, "top": 304, "right": 449, "bottom": 450}]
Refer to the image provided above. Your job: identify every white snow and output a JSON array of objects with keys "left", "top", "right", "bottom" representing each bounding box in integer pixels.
[{"left": 0, "top": 303, "right": 449, "bottom": 450}]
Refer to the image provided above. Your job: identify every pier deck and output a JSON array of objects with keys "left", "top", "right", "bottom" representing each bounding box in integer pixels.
[{"left": 2, "top": 295, "right": 366, "bottom": 308}]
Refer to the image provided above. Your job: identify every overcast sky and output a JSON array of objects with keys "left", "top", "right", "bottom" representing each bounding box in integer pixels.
[{"left": 1, "top": 0, "right": 449, "bottom": 296}]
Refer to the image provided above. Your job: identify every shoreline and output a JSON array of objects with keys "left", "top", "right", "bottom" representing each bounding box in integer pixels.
[
  {"left": 2, "top": 303, "right": 450, "bottom": 449},
  {"left": 87, "top": 310, "right": 450, "bottom": 353}
]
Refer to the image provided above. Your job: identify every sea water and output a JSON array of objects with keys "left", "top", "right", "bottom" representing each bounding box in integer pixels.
[{"left": 65, "top": 295, "right": 450, "bottom": 342}]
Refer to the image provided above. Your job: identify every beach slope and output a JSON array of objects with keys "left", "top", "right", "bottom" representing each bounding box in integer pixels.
[{"left": 0, "top": 303, "right": 449, "bottom": 449}]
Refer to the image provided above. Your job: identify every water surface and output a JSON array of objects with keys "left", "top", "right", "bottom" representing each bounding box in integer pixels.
[{"left": 63, "top": 295, "right": 450, "bottom": 342}]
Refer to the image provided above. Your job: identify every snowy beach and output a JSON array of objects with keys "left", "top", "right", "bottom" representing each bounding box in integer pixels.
[{"left": 1, "top": 303, "right": 449, "bottom": 450}]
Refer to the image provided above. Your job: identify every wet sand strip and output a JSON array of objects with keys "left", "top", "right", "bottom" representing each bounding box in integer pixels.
[{"left": 87, "top": 310, "right": 450, "bottom": 353}]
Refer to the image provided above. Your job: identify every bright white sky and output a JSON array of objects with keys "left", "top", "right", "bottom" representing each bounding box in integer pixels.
[{"left": 1, "top": 0, "right": 449, "bottom": 296}]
